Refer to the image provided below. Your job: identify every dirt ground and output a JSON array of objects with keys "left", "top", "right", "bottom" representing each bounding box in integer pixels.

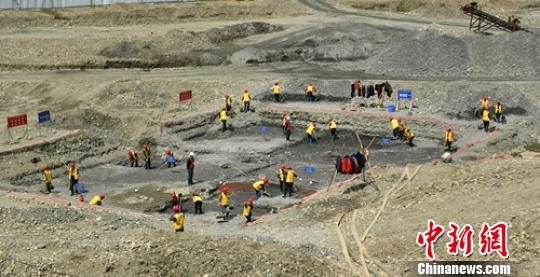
[{"left": 1, "top": 0, "right": 539, "bottom": 276}]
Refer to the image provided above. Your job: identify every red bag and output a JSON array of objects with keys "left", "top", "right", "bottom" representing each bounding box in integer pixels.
[{"left": 342, "top": 156, "right": 352, "bottom": 174}]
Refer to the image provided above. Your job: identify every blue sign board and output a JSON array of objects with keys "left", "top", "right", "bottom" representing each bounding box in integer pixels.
[
  {"left": 303, "top": 166, "right": 316, "bottom": 174},
  {"left": 260, "top": 125, "right": 269, "bottom": 133},
  {"left": 398, "top": 89, "right": 412, "bottom": 100},
  {"left": 38, "top": 110, "right": 51, "bottom": 123}
]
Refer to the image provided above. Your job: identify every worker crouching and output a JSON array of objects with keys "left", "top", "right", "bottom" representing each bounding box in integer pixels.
[
  {"left": 192, "top": 192, "right": 203, "bottom": 214},
  {"left": 40, "top": 165, "right": 54, "bottom": 193},
  {"left": 243, "top": 197, "right": 254, "bottom": 224},
  {"left": 89, "top": 194, "right": 105, "bottom": 206},
  {"left": 128, "top": 148, "right": 139, "bottom": 167},
  {"left": 169, "top": 205, "right": 185, "bottom": 232},
  {"left": 252, "top": 176, "right": 269, "bottom": 199},
  {"left": 283, "top": 166, "right": 297, "bottom": 198}
]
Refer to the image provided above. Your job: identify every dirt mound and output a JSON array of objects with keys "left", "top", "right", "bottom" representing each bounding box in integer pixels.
[
  {"left": 363, "top": 30, "right": 540, "bottom": 78},
  {"left": 206, "top": 22, "right": 284, "bottom": 43},
  {"left": 0, "top": 207, "right": 85, "bottom": 224}
]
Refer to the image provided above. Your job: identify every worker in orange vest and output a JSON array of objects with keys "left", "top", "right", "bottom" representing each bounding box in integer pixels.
[
  {"left": 445, "top": 128, "right": 455, "bottom": 151},
  {"left": 128, "top": 148, "right": 138, "bottom": 167}
]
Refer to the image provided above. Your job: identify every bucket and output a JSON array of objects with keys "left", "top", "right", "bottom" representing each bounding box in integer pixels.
[{"left": 387, "top": 103, "right": 396, "bottom": 113}]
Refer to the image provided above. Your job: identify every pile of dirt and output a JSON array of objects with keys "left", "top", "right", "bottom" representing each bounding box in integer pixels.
[
  {"left": 363, "top": 30, "right": 540, "bottom": 78},
  {"left": 206, "top": 22, "right": 284, "bottom": 43}
]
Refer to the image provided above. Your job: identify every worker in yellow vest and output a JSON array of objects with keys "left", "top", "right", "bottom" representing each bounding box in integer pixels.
[
  {"left": 219, "top": 187, "right": 230, "bottom": 219},
  {"left": 494, "top": 101, "right": 503, "bottom": 123},
  {"left": 143, "top": 144, "right": 152, "bottom": 169},
  {"left": 482, "top": 109, "right": 490, "bottom": 132},
  {"left": 277, "top": 164, "right": 287, "bottom": 194},
  {"left": 390, "top": 117, "right": 400, "bottom": 139},
  {"left": 242, "top": 89, "right": 251, "bottom": 113},
  {"left": 272, "top": 82, "right": 281, "bottom": 102},
  {"left": 283, "top": 166, "right": 298, "bottom": 198},
  {"left": 225, "top": 94, "right": 233, "bottom": 111},
  {"left": 243, "top": 197, "right": 254, "bottom": 224},
  {"left": 89, "top": 194, "right": 105, "bottom": 206},
  {"left": 219, "top": 108, "right": 229, "bottom": 132},
  {"left": 306, "top": 121, "right": 317, "bottom": 144},
  {"left": 40, "top": 165, "right": 54, "bottom": 193},
  {"left": 480, "top": 96, "right": 489, "bottom": 111},
  {"left": 67, "top": 161, "right": 79, "bottom": 196},
  {"left": 305, "top": 83, "right": 317, "bottom": 102},
  {"left": 169, "top": 205, "right": 184, "bottom": 232},
  {"left": 445, "top": 128, "right": 455, "bottom": 151},
  {"left": 252, "top": 176, "right": 269, "bottom": 199},
  {"left": 192, "top": 192, "right": 203, "bottom": 214},
  {"left": 403, "top": 127, "right": 415, "bottom": 147},
  {"left": 328, "top": 118, "right": 338, "bottom": 142}
]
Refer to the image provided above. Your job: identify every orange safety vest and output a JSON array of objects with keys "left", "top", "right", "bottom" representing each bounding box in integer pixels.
[{"left": 445, "top": 131, "right": 454, "bottom": 142}]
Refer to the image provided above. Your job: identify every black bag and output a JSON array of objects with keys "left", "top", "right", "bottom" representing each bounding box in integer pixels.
[
  {"left": 351, "top": 84, "right": 355, "bottom": 98},
  {"left": 360, "top": 85, "right": 366, "bottom": 97},
  {"left": 367, "top": 85, "right": 375, "bottom": 98},
  {"left": 384, "top": 81, "right": 393, "bottom": 98},
  {"left": 335, "top": 156, "right": 342, "bottom": 173}
]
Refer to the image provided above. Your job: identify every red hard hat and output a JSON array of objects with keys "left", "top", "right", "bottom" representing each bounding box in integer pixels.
[
  {"left": 247, "top": 197, "right": 254, "bottom": 205},
  {"left": 244, "top": 89, "right": 248, "bottom": 92},
  {"left": 173, "top": 205, "right": 180, "bottom": 213},
  {"left": 262, "top": 176, "right": 269, "bottom": 184},
  {"left": 222, "top": 187, "right": 230, "bottom": 193},
  {"left": 99, "top": 194, "right": 105, "bottom": 200},
  {"left": 144, "top": 144, "right": 148, "bottom": 148},
  {"left": 39, "top": 165, "right": 47, "bottom": 172},
  {"left": 225, "top": 94, "right": 229, "bottom": 98},
  {"left": 447, "top": 128, "right": 452, "bottom": 131},
  {"left": 70, "top": 161, "right": 76, "bottom": 167},
  {"left": 287, "top": 166, "right": 292, "bottom": 169},
  {"left": 280, "top": 164, "right": 286, "bottom": 169},
  {"left": 482, "top": 96, "right": 487, "bottom": 100},
  {"left": 165, "top": 148, "right": 171, "bottom": 155},
  {"left": 171, "top": 192, "right": 178, "bottom": 199}
]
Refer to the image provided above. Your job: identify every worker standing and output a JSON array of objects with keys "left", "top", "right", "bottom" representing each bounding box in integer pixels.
[
  {"left": 252, "top": 176, "right": 269, "bottom": 199},
  {"left": 306, "top": 121, "right": 317, "bottom": 144},
  {"left": 283, "top": 166, "right": 297, "bottom": 198},
  {"left": 169, "top": 205, "right": 185, "bottom": 232},
  {"left": 219, "top": 108, "right": 229, "bottom": 132},
  {"left": 272, "top": 82, "right": 281, "bottom": 102},
  {"left": 192, "top": 192, "right": 203, "bottom": 214},
  {"left": 481, "top": 96, "right": 489, "bottom": 111},
  {"left": 281, "top": 112, "right": 288, "bottom": 132},
  {"left": 284, "top": 117, "right": 293, "bottom": 141},
  {"left": 219, "top": 187, "right": 230, "bottom": 219},
  {"left": 89, "top": 194, "right": 105, "bottom": 206},
  {"left": 305, "top": 83, "right": 317, "bottom": 102},
  {"left": 482, "top": 109, "right": 491, "bottom": 132},
  {"left": 225, "top": 95, "right": 233, "bottom": 112},
  {"left": 128, "top": 148, "right": 139, "bottom": 167},
  {"left": 444, "top": 128, "right": 455, "bottom": 151},
  {"left": 403, "top": 127, "right": 415, "bottom": 147},
  {"left": 243, "top": 197, "right": 254, "bottom": 224},
  {"left": 352, "top": 81, "right": 361, "bottom": 98},
  {"left": 277, "top": 164, "right": 287, "bottom": 194},
  {"left": 40, "top": 165, "right": 54, "bottom": 193},
  {"left": 328, "top": 118, "right": 338, "bottom": 142},
  {"left": 186, "top": 152, "right": 195, "bottom": 185},
  {"left": 390, "top": 117, "right": 400, "bottom": 139},
  {"left": 242, "top": 89, "right": 251, "bottom": 113},
  {"left": 67, "top": 161, "right": 79, "bottom": 196},
  {"left": 143, "top": 144, "right": 152, "bottom": 169},
  {"left": 494, "top": 101, "right": 503, "bottom": 123}
]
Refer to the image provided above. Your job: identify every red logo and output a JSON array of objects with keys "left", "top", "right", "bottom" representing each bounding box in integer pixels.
[
  {"left": 416, "top": 219, "right": 445, "bottom": 261},
  {"left": 446, "top": 222, "right": 474, "bottom": 257},
  {"left": 7, "top": 114, "right": 28, "bottom": 128},
  {"left": 418, "top": 220, "right": 509, "bottom": 260},
  {"left": 179, "top": 90, "right": 192, "bottom": 101},
  {"left": 479, "top": 222, "right": 509, "bottom": 259}
]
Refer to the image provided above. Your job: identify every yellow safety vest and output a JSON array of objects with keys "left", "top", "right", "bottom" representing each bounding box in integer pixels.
[
  {"left": 252, "top": 180, "right": 264, "bottom": 191},
  {"left": 242, "top": 92, "right": 251, "bottom": 102},
  {"left": 285, "top": 170, "right": 296, "bottom": 183},
  {"left": 445, "top": 131, "right": 454, "bottom": 142},
  {"left": 69, "top": 167, "right": 79, "bottom": 180},
  {"left": 192, "top": 195, "right": 203, "bottom": 203},
  {"left": 273, "top": 85, "right": 281, "bottom": 94},
  {"left": 306, "top": 124, "right": 315, "bottom": 135},
  {"left": 220, "top": 192, "right": 229, "bottom": 206},
  {"left": 329, "top": 120, "right": 337, "bottom": 129},
  {"left": 89, "top": 196, "right": 101, "bottom": 206},
  {"left": 226, "top": 97, "right": 232, "bottom": 106},
  {"left": 306, "top": 85, "right": 315, "bottom": 93},
  {"left": 43, "top": 170, "right": 53, "bottom": 183},
  {"left": 495, "top": 104, "right": 502, "bottom": 113},
  {"left": 143, "top": 148, "right": 151, "bottom": 158},
  {"left": 391, "top": 119, "right": 399, "bottom": 129},
  {"left": 278, "top": 168, "right": 286, "bottom": 181},
  {"left": 404, "top": 128, "right": 414, "bottom": 139},
  {"left": 220, "top": 110, "right": 228, "bottom": 121},
  {"left": 243, "top": 204, "right": 252, "bottom": 217},
  {"left": 173, "top": 212, "right": 184, "bottom": 231},
  {"left": 482, "top": 110, "right": 490, "bottom": 121},
  {"left": 481, "top": 99, "right": 489, "bottom": 110}
]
